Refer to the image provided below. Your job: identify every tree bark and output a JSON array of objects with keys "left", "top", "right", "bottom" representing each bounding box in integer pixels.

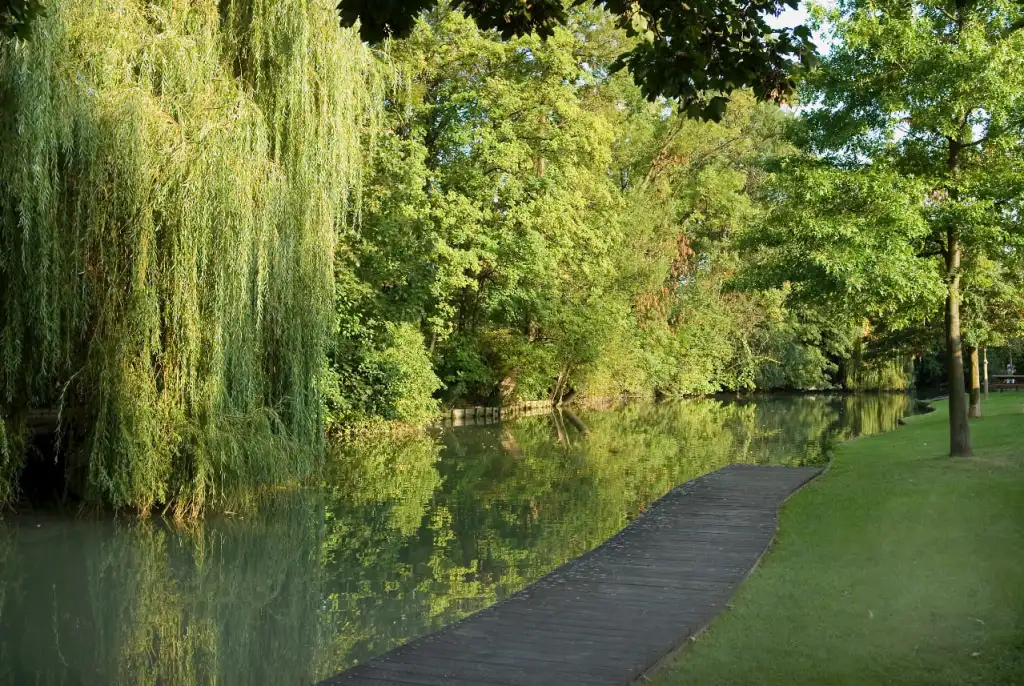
[
  {"left": 944, "top": 137, "right": 973, "bottom": 456},
  {"left": 983, "top": 347, "right": 989, "bottom": 396},
  {"left": 551, "top": 365, "right": 570, "bottom": 406},
  {"left": 967, "top": 345, "right": 981, "bottom": 418},
  {"left": 945, "top": 234, "right": 973, "bottom": 456}
]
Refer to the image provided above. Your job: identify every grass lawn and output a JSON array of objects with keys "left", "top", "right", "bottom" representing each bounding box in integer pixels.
[{"left": 649, "top": 393, "right": 1024, "bottom": 686}]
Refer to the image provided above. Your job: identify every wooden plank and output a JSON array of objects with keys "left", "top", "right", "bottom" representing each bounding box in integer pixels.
[
  {"left": 377, "top": 641, "right": 630, "bottom": 675},
  {"left": 352, "top": 653, "right": 613, "bottom": 685},
  {"left": 318, "top": 464, "right": 820, "bottom": 686}
]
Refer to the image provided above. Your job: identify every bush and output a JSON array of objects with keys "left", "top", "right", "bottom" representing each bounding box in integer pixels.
[
  {"left": 365, "top": 324, "right": 443, "bottom": 425},
  {"left": 327, "top": 323, "right": 442, "bottom": 430}
]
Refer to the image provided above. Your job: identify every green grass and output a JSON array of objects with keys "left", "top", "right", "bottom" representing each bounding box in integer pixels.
[{"left": 650, "top": 393, "right": 1024, "bottom": 686}]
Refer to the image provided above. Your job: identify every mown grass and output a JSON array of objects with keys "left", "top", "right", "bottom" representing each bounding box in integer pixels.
[{"left": 650, "top": 393, "right": 1024, "bottom": 685}]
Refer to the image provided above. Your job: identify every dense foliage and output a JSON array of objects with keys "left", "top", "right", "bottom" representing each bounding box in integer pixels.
[
  {"left": 0, "top": 0, "right": 375, "bottom": 514},
  {"left": 0, "top": 0, "right": 40, "bottom": 38},
  {"left": 741, "top": 0, "right": 1024, "bottom": 454},
  {"left": 1, "top": 0, "right": 1021, "bottom": 511},
  {"left": 337, "top": 0, "right": 818, "bottom": 121},
  {"left": 327, "top": 8, "right": 856, "bottom": 429}
]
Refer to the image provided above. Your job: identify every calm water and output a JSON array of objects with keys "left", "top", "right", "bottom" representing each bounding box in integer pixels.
[{"left": 0, "top": 394, "right": 916, "bottom": 685}]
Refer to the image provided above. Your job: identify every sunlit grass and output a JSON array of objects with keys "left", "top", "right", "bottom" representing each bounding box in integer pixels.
[{"left": 651, "top": 393, "right": 1024, "bottom": 685}]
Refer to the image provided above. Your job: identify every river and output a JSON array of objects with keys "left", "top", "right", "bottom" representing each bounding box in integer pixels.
[{"left": 0, "top": 394, "right": 917, "bottom": 685}]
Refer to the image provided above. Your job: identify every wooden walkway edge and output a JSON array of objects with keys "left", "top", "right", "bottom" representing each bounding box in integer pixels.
[{"left": 319, "top": 464, "right": 822, "bottom": 686}]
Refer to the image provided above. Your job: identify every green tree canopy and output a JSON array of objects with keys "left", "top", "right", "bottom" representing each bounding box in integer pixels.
[
  {"left": 334, "top": 7, "right": 846, "bottom": 418},
  {"left": 0, "top": 0, "right": 376, "bottom": 514},
  {"left": 336, "top": 0, "right": 817, "bottom": 120},
  {"left": 740, "top": 0, "right": 1024, "bottom": 455}
]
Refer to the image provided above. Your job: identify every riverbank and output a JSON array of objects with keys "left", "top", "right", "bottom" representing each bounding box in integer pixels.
[{"left": 649, "top": 393, "right": 1024, "bottom": 685}]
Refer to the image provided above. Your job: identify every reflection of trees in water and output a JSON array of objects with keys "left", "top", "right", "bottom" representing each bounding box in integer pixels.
[
  {"left": 718, "top": 393, "right": 911, "bottom": 466},
  {"left": 0, "top": 395, "right": 911, "bottom": 684},
  {"left": 315, "top": 434, "right": 452, "bottom": 676},
  {"left": 316, "top": 394, "right": 915, "bottom": 674},
  {"left": 0, "top": 496, "right": 326, "bottom": 686}
]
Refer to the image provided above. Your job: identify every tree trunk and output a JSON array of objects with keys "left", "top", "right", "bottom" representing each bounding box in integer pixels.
[
  {"left": 983, "top": 347, "right": 989, "bottom": 396},
  {"left": 944, "top": 233, "right": 973, "bottom": 456},
  {"left": 550, "top": 409, "right": 568, "bottom": 444},
  {"left": 499, "top": 376, "right": 517, "bottom": 406},
  {"left": 944, "top": 136, "right": 973, "bottom": 456},
  {"left": 561, "top": 408, "right": 590, "bottom": 437},
  {"left": 551, "top": 365, "right": 570, "bottom": 406},
  {"left": 967, "top": 345, "right": 981, "bottom": 418}
]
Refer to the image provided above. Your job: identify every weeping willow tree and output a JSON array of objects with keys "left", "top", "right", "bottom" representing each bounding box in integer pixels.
[{"left": 0, "top": 0, "right": 375, "bottom": 516}]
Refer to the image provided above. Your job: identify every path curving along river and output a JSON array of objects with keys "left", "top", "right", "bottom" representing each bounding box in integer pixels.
[{"left": 322, "top": 464, "right": 822, "bottom": 686}]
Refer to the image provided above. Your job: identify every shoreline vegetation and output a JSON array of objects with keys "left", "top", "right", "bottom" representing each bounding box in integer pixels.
[
  {"left": 648, "top": 393, "right": 1024, "bottom": 685},
  {"left": 0, "top": 0, "right": 1021, "bottom": 517}
]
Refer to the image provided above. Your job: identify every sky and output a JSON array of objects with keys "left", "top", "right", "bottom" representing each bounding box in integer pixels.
[
  {"left": 767, "top": 5, "right": 812, "bottom": 32},
  {"left": 767, "top": 2, "right": 835, "bottom": 54}
]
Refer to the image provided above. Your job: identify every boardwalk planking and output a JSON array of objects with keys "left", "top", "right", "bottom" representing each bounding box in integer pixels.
[{"left": 320, "top": 464, "right": 821, "bottom": 686}]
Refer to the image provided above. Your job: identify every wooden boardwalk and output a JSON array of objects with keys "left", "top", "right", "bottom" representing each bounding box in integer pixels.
[{"left": 320, "top": 464, "right": 821, "bottom": 686}]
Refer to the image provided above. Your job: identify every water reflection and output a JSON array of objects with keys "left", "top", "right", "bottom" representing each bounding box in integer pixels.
[{"left": 0, "top": 394, "right": 914, "bottom": 685}]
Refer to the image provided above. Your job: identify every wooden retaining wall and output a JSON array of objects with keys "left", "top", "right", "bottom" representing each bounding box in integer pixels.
[{"left": 441, "top": 396, "right": 630, "bottom": 427}]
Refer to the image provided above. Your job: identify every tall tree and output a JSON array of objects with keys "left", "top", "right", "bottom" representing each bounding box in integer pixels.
[
  {"left": 962, "top": 248, "right": 1024, "bottom": 415},
  {"left": 0, "top": 0, "right": 375, "bottom": 514},
  {"left": 340, "top": 6, "right": 839, "bottom": 411},
  {"left": 744, "top": 0, "right": 1024, "bottom": 456}
]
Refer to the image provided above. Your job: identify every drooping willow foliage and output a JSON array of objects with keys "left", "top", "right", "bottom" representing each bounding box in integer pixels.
[{"left": 0, "top": 0, "right": 375, "bottom": 515}]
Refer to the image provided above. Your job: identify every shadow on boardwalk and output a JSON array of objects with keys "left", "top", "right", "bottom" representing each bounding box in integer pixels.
[{"left": 320, "top": 464, "right": 820, "bottom": 686}]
